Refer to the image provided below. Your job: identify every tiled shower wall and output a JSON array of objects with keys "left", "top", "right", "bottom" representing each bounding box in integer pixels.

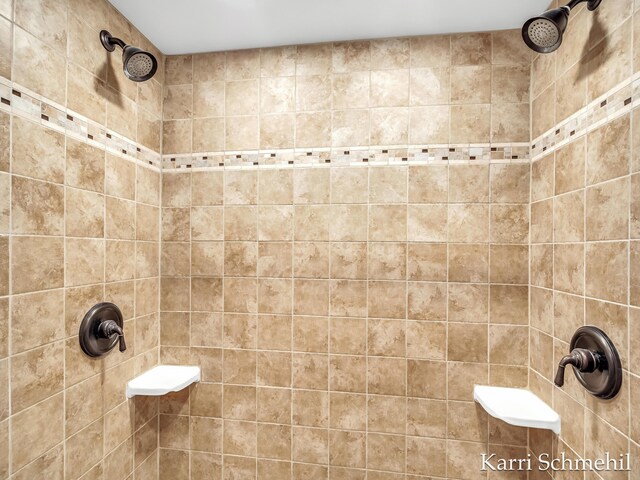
[
  {"left": 161, "top": 30, "right": 531, "bottom": 160},
  {"left": 0, "top": 0, "right": 164, "bottom": 479},
  {"left": 528, "top": 0, "right": 640, "bottom": 478},
  {"left": 158, "top": 32, "right": 533, "bottom": 479}
]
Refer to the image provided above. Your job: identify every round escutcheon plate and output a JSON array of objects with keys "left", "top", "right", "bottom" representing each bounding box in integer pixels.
[
  {"left": 569, "top": 326, "right": 622, "bottom": 399},
  {"left": 79, "top": 302, "right": 124, "bottom": 357}
]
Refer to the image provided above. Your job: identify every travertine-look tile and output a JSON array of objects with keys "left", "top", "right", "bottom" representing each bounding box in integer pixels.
[
  {"left": 11, "top": 340, "right": 63, "bottom": 412},
  {"left": 531, "top": 153, "right": 554, "bottom": 202},
  {"left": 371, "top": 38, "right": 409, "bottom": 69},
  {"left": 11, "top": 236, "right": 64, "bottom": 294},
  {"left": 555, "top": 137, "right": 586, "bottom": 195},
  {"left": 11, "top": 393, "right": 64, "bottom": 471},
  {"left": 448, "top": 244, "right": 488, "bottom": 283},
  {"left": 12, "top": 116, "right": 65, "bottom": 183},
  {"left": 330, "top": 167, "right": 368, "bottom": 204},
  {"left": 0, "top": 16, "right": 10, "bottom": 80},
  {"left": 66, "top": 188, "right": 104, "bottom": 238},
  {"left": 66, "top": 238, "right": 105, "bottom": 286},
  {"left": 370, "top": 107, "right": 409, "bottom": 145},
  {"left": 409, "top": 105, "right": 450, "bottom": 144},
  {"left": 448, "top": 204, "right": 489, "bottom": 243},
  {"left": 410, "top": 67, "right": 450, "bottom": 105},
  {"left": 13, "top": 26, "right": 66, "bottom": 104},
  {"left": 369, "top": 166, "right": 407, "bottom": 203},
  {"left": 531, "top": 199, "right": 553, "bottom": 244},
  {"left": 492, "top": 102, "right": 530, "bottom": 143},
  {"left": 451, "top": 65, "right": 491, "bottom": 104},
  {"left": 450, "top": 164, "right": 489, "bottom": 203},
  {"left": 632, "top": 242, "right": 640, "bottom": 307},
  {"left": 451, "top": 33, "right": 491, "bottom": 65},
  {"left": 66, "top": 139, "right": 105, "bottom": 193},
  {"left": 492, "top": 65, "right": 530, "bottom": 103},
  {"left": 410, "top": 35, "right": 450, "bottom": 67},
  {"left": 586, "top": 177, "right": 629, "bottom": 241},
  {"left": 11, "top": 289, "right": 64, "bottom": 354},
  {"left": 448, "top": 284, "right": 488, "bottom": 323},
  {"left": 554, "top": 190, "right": 585, "bottom": 242},
  {"left": 11, "top": 176, "right": 64, "bottom": 236},
  {"left": 192, "top": 171, "right": 223, "bottom": 206},
  {"left": 586, "top": 113, "right": 630, "bottom": 185},
  {"left": 450, "top": 104, "right": 490, "bottom": 143},
  {"left": 586, "top": 241, "right": 628, "bottom": 303},
  {"left": 407, "top": 243, "right": 447, "bottom": 281},
  {"left": 106, "top": 153, "right": 136, "bottom": 200}
]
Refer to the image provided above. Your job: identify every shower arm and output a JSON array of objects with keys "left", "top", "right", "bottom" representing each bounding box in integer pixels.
[
  {"left": 564, "top": 0, "right": 602, "bottom": 11},
  {"left": 100, "top": 30, "right": 126, "bottom": 52}
]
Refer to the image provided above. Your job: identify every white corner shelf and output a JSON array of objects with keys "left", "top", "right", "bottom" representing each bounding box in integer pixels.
[
  {"left": 126, "top": 365, "right": 201, "bottom": 398},
  {"left": 473, "top": 385, "right": 561, "bottom": 435}
]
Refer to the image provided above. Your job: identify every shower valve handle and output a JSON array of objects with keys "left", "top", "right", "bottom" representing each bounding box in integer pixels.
[
  {"left": 554, "top": 348, "right": 599, "bottom": 387},
  {"left": 98, "top": 319, "right": 127, "bottom": 352}
]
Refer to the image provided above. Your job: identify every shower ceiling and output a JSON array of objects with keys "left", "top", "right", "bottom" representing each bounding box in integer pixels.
[{"left": 109, "top": 0, "right": 551, "bottom": 54}]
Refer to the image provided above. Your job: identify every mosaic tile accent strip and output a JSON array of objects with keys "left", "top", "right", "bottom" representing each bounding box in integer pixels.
[
  {"left": 162, "top": 144, "right": 531, "bottom": 170},
  {"left": 0, "top": 75, "right": 162, "bottom": 171},
  {"left": 531, "top": 72, "right": 640, "bottom": 162}
]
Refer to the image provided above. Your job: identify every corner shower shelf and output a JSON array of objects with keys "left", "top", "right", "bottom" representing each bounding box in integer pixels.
[
  {"left": 126, "top": 365, "right": 201, "bottom": 398},
  {"left": 473, "top": 385, "right": 561, "bottom": 434}
]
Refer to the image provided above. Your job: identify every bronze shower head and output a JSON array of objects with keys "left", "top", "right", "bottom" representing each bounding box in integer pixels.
[
  {"left": 522, "top": 0, "right": 602, "bottom": 53},
  {"left": 100, "top": 30, "right": 158, "bottom": 82}
]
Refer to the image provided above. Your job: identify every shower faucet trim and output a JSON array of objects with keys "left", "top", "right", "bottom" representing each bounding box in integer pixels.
[
  {"left": 553, "top": 326, "right": 622, "bottom": 399},
  {"left": 79, "top": 302, "right": 127, "bottom": 357}
]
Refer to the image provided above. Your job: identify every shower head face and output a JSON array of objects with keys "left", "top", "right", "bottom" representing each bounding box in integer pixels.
[
  {"left": 122, "top": 45, "right": 158, "bottom": 82},
  {"left": 522, "top": 7, "right": 570, "bottom": 53},
  {"left": 100, "top": 30, "right": 158, "bottom": 82}
]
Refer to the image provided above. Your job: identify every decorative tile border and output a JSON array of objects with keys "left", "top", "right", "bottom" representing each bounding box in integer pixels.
[
  {"left": 5, "top": 68, "right": 640, "bottom": 172},
  {"left": 0, "top": 75, "right": 162, "bottom": 171},
  {"left": 531, "top": 72, "right": 640, "bottom": 162},
  {"left": 162, "top": 143, "right": 531, "bottom": 171}
]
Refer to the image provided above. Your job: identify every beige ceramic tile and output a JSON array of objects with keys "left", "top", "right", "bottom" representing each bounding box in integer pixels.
[
  {"left": 409, "top": 105, "right": 450, "bottom": 144},
  {"left": 451, "top": 33, "right": 491, "bottom": 65},
  {"left": 586, "top": 241, "right": 628, "bottom": 303},
  {"left": 586, "top": 114, "right": 630, "bottom": 185},
  {"left": 165, "top": 55, "right": 192, "bottom": 85},
  {"left": 410, "top": 67, "right": 450, "bottom": 106},
  {"left": 13, "top": 27, "right": 66, "bottom": 104},
  {"left": 68, "top": 14, "right": 105, "bottom": 79},
  {"left": 451, "top": 65, "right": 491, "bottom": 104},
  {"left": 410, "top": 35, "right": 450, "bottom": 67},
  {"left": 586, "top": 177, "right": 629, "bottom": 241},
  {"left": 12, "top": 236, "right": 64, "bottom": 294},
  {"left": 11, "top": 393, "right": 63, "bottom": 471},
  {"left": 0, "top": 16, "right": 11, "bottom": 80},
  {"left": 11, "top": 176, "right": 64, "bottom": 236},
  {"left": 12, "top": 116, "right": 65, "bottom": 183}
]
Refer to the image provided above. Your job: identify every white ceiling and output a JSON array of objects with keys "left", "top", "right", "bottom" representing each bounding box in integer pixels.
[{"left": 109, "top": 0, "right": 551, "bottom": 55}]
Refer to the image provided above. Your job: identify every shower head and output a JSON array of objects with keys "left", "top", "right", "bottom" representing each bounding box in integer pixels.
[
  {"left": 522, "top": 0, "right": 603, "bottom": 53},
  {"left": 522, "top": 7, "right": 569, "bottom": 53},
  {"left": 121, "top": 46, "right": 157, "bottom": 81},
  {"left": 100, "top": 30, "right": 158, "bottom": 82}
]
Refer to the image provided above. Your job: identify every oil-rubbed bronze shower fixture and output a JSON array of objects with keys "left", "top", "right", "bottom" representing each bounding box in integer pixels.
[
  {"left": 522, "top": 0, "right": 603, "bottom": 53},
  {"left": 554, "top": 326, "right": 622, "bottom": 399},
  {"left": 100, "top": 30, "right": 158, "bottom": 82},
  {"left": 79, "top": 302, "right": 127, "bottom": 357}
]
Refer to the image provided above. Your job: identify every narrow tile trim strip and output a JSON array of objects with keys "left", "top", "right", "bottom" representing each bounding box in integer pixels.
[
  {"left": 162, "top": 144, "right": 531, "bottom": 171},
  {"left": 531, "top": 72, "right": 640, "bottom": 162},
  {"left": 0, "top": 75, "right": 162, "bottom": 171}
]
